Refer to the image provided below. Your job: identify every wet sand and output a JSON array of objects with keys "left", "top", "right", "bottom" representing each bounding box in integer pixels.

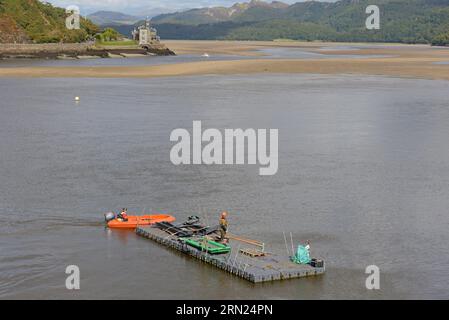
[{"left": 1, "top": 40, "right": 448, "bottom": 80}]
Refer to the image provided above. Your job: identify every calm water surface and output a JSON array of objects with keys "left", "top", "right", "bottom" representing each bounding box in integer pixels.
[{"left": 0, "top": 74, "right": 449, "bottom": 299}]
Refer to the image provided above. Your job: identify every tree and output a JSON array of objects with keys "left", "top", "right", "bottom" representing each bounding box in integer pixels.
[
  {"left": 431, "top": 31, "right": 449, "bottom": 46},
  {"left": 97, "top": 27, "right": 120, "bottom": 42}
]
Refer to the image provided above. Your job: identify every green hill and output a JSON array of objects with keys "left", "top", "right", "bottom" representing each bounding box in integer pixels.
[
  {"left": 143, "top": 0, "right": 449, "bottom": 44},
  {"left": 151, "top": 0, "right": 289, "bottom": 25},
  {"left": 87, "top": 11, "right": 141, "bottom": 26},
  {"left": 0, "top": 0, "right": 99, "bottom": 43}
]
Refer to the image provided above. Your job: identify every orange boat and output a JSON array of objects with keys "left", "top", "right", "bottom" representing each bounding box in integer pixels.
[{"left": 107, "top": 214, "right": 176, "bottom": 229}]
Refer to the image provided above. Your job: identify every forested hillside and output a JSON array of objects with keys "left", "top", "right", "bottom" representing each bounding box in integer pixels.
[
  {"left": 111, "top": 0, "right": 449, "bottom": 45},
  {"left": 0, "top": 0, "right": 98, "bottom": 43}
]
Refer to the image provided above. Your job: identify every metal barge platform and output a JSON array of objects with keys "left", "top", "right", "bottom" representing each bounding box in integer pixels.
[{"left": 136, "top": 225, "right": 325, "bottom": 283}]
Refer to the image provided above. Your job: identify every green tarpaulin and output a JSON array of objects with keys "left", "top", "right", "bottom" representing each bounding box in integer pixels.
[{"left": 291, "top": 245, "right": 311, "bottom": 264}]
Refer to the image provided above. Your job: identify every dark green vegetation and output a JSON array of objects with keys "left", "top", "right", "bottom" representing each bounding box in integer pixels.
[
  {"left": 110, "top": 0, "right": 449, "bottom": 45},
  {"left": 432, "top": 31, "right": 449, "bottom": 45},
  {"left": 0, "top": 0, "right": 98, "bottom": 43}
]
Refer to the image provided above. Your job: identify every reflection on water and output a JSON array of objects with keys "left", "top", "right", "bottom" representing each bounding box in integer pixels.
[{"left": 1, "top": 74, "right": 449, "bottom": 299}]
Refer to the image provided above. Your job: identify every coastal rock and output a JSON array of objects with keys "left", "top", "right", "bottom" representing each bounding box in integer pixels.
[{"left": 0, "top": 15, "right": 29, "bottom": 44}]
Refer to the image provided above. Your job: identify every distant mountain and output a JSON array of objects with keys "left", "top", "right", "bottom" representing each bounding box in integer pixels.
[
  {"left": 87, "top": 11, "right": 142, "bottom": 26},
  {"left": 152, "top": 0, "right": 289, "bottom": 25},
  {"left": 124, "top": 6, "right": 194, "bottom": 19},
  {"left": 0, "top": 0, "right": 98, "bottom": 43},
  {"left": 144, "top": 0, "right": 449, "bottom": 44}
]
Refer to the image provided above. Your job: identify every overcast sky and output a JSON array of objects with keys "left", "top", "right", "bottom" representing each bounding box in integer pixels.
[{"left": 46, "top": 0, "right": 335, "bottom": 16}]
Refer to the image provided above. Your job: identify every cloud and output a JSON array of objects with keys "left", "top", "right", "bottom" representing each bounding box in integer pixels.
[{"left": 45, "top": 0, "right": 316, "bottom": 15}]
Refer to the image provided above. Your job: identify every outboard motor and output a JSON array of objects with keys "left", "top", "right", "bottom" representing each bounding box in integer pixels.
[{"left": 104, "top": 212, "right": 116, "bottom": 223}]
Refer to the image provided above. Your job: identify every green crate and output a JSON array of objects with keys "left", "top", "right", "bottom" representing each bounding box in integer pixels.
[{"left": 182, "top": 237, "right": 231, "bottom": 254}]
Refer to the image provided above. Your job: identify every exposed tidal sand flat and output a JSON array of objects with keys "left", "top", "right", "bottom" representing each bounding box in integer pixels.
[{"left": 0, "top": 41, "right": 448, "bottom": 80}]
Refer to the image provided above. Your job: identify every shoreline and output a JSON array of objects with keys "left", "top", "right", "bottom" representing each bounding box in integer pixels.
[
  {"left": 1, "top": 58, "right": 448, "bottom": 81},
  {"left": 0, "top": 40, "right": 448, "bottom": 81},
  {"left": 0, "top": 43, "right": 176, "bottom": 60}
]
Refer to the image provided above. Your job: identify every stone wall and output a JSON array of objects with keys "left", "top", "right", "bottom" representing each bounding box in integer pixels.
[{"left": 0, "top": 42, "right": 95, "bottom": 54}]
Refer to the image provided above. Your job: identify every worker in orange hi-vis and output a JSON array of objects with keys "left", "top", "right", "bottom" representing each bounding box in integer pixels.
[{"left": 219, "top": 211, "right": 229, "bottom": 243}]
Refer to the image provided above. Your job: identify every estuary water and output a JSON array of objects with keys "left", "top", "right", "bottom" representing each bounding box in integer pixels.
[
  {"left": 0, "top": 46, "right": 389, "bottom": 68},
  {"left": 0, "top": 74, "right": 449, "bottom": 299}
]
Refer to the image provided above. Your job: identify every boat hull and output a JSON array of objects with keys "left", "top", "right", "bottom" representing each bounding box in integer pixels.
[{"left": 107, "top": 214, "right": 175, "bottom": 229}]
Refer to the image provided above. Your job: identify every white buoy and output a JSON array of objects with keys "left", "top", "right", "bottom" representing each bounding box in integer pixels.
[
  {"left": 75, "top": 96, "right": 80, "bottom": 102},
  {"left": 202, "top": 53, "right": 210, "bottom": 58}
]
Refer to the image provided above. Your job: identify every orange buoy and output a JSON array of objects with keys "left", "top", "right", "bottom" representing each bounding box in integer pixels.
[{"left": 107, "top": 214, "right": 175, "bottom": 229}]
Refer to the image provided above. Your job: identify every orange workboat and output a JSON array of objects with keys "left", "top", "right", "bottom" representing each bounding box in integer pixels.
[{"left": 106, "top": 214, "right": 176, "bottom": 229}]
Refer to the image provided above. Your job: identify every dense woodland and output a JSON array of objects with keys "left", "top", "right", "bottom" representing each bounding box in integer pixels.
[
  {"left": 0, "top": 0, "right": 98, "bottom": 43},
  {"left": 1, "top": 0, "right": 448, "bottom": 45},
  {"left": 111, "top": 0, "right": 449, "bottom": 45}
]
